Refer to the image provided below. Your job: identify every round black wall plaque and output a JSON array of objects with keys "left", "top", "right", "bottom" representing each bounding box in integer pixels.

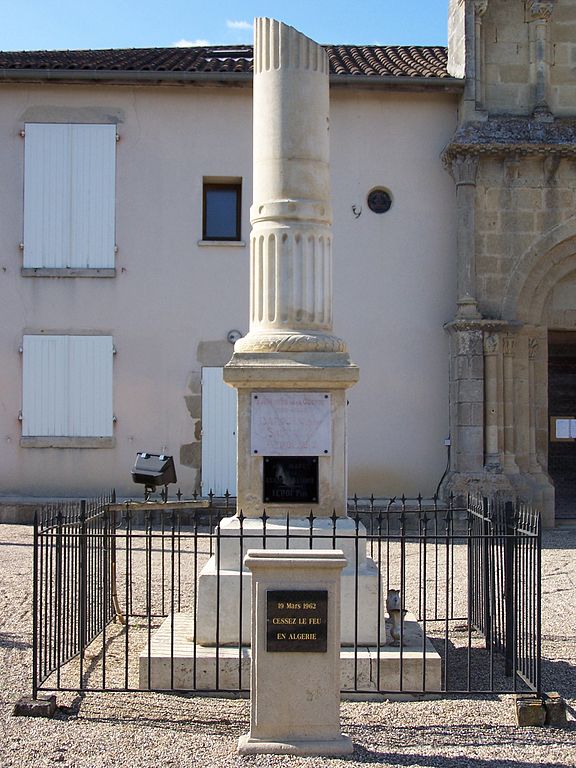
[{"left": 367, "top": 188, "right": 392, "bottom": 213}]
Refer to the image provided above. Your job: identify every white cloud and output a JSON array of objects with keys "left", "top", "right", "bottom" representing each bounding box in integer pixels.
[
  {"left": 226, "top": 20, "right": 253, "bottom": 31},
  {"left": 172, "top": 38, "right": 211, "bottom": 47}
]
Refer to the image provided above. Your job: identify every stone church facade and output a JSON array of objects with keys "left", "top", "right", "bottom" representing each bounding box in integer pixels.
[
  {"left": 443, "top": 0, "right": 576, "bottom": 525},
  {"left": 0, "top": 1, "right": 574, "bottom": 526}
]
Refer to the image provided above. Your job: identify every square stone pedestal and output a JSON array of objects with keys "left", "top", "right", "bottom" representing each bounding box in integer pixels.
[{"left": 237, "top": 549, "right": 352, "bottom": 756}]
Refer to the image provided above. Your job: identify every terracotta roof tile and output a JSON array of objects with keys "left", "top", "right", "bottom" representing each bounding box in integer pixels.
[{"left": 0, "top": 44, "right": 450, "bottom": 79}]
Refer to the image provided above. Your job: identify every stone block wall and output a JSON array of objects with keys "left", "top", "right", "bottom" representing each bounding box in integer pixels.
[
  {"left": 475, "top": 155, "right": 576, "bottom": 320},
  {"left": 551, "top": 0, "right": 576, "bottom": 113},
  {"left": 483, "top": 0, "right": 576, "bottom": 116}
]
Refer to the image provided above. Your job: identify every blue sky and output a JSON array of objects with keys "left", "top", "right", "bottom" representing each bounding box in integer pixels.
[{"left": 0, "top": 1, "right": 449, "bottom": 52}]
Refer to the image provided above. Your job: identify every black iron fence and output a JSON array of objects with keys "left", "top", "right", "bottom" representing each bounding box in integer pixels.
[{"left": 31, "top": 493, "right": 541, "bottom": 698}]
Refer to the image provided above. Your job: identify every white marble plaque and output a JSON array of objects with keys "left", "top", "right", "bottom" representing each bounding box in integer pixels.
[{"left": 251, "top": 392, "right": 332, "bottom": 456}]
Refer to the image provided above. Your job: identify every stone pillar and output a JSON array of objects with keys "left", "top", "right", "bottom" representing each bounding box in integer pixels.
[
  {"left": 473, "top": 0, "right": 489, "bottom": 110},
  {"left": 483, "top": 332, "right": 503, "bottom": 470},
  {"left": 526, "top": 0, "right": 555, "bottom": 116},
  {"left": 445, "top": 321, "right": 485, "bottom": 478},
  {"left": 527, "top": 335, "right": 543, "bottom": 473},
  {"left": 449, "top": 154, "right": 481, "bottom": 319},
  {"left": 225, "top": 18, "right": 359, "bottom": 519},
  {"left": 502, "top": 333, "right": 519, "bottom": 474},
  {"left": 198, "top": 19, "right": 373, "bottom": 650},
  {"left": 235, "top": 17, "right": 342, "bottom": 356}
]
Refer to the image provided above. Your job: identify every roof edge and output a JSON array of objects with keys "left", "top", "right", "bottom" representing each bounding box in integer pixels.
[
  {"left": 0, "top": 69, "right": 253, "bottom": 85},
  {"left": 0, "top": 67, "right": 462, "bottom": 92},
  {"left": 330, "top": 74, "right": 463, "bottom": 93}
]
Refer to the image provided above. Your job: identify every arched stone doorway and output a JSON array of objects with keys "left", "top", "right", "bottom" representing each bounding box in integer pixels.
[{"left": 505, "top": 223, "right": 576, "bottom": 524}]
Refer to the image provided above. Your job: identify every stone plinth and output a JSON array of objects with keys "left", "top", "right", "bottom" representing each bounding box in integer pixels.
[
  {"left": 195, "top": 516, "right": 384, "bottom": 646},
  {"left": 224, "top": 360, "right": 358, "bottom": 519},
  {"left": 139, "top": 611, "right": 442, "bottom": 695},
  {"left": 237, "top": 549, "right": 353, "bottom": 756}
]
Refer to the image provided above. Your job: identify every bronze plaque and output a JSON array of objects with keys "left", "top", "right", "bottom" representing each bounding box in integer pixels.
[
  {"left": 267, "top": 590, "right": 328, "bottom": 652},
  {"left": 263, "top": 456, "right": 319, "bottom": 504}
]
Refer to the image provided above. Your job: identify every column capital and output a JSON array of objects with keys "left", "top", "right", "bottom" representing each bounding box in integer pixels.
[
  {"left": 503, "top": 333, "right": 516, "bottom": 356},
  {"left": 483, "top": 332, "right": 500, "bottom": 355},
  {"left": 449, "top": 153, "right": 480, "bottom": 186},
  {"left": 526, "top": 0, "right": 554, "bottom": 21},
  {"left": 474, "top": 0, "right": 489, "bottom": 17}
]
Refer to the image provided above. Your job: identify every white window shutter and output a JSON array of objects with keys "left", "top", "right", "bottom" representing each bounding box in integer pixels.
[
  {"left": 22, "top": 335, "right": 69, "bottom": 436},
  {"left": 22, "top": 335, "right": 113, "bottom": 437},
  {"left": 68, "top": 336, "right": 114, "bottom": 436},
  {"left": 23, "top": 124, "right": 116, "bottom": 269},
  {"left": 69, "top": 125, "right": 116, "bottom": 269},
  {"left": 23, "top": 124, "right": 72, "bottom": 269},
  {"left": 201, "top": 367, "right": 237, "bottom": 496}
]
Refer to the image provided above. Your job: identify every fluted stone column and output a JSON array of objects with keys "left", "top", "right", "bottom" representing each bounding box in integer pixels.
[
  {"left": 235, "top": 18, "right": 346, "bottom": 358},
  {"left": 225, "top": 19, "right": 359, "bottom": 519}
]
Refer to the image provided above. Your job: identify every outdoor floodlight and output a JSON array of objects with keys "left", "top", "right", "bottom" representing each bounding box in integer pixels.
[{"left": 131, "top": 452, "right": 177, "bottom": 500}]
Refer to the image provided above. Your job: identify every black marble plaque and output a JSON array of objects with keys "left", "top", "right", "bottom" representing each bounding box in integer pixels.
[
  {"left": 263, "top": 456, "right": 319, "bottom": 503},
  {"left": 266, "top": 590, "right": 328, "bottom": 652}
]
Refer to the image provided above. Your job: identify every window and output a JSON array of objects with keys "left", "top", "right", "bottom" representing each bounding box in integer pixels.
[
  {"left": 23, "top": 123, "right": 116, "bottom": 272},
  {"left": 202, "top": 179, "right": 241, "bottom": 241},
  {"left": 21, "top": 335, "right": 114, "bottom": 446}
]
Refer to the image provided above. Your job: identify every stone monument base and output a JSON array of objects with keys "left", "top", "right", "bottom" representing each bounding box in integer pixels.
[
  {"left": 195, "top": 516, "right": 386, "bottom": 646},
  {"left": 139, "top": 612, "right": 442, "bottom": 695},
  {"left": 237, "top": 733, "right": 354, "bottom": 756}
]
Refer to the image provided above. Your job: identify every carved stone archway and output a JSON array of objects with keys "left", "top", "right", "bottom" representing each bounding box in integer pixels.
[{"left": 503, "top": 218, "right": 576, "bottom": 324}]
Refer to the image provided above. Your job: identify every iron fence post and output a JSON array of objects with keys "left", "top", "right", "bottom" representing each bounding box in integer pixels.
[
  {"left": 482, "top": 497, "right": 492, "bottom": 649},
  {"left": 535, "top": 511, "right": 542, "bottom": 696},
  {"left": 504, "top": 500, "right": 515, "bottom": 677},
  {"left": 78, "top": 499, "right": 87, "bottom": 690},
  {"left": 32, "top": 510, "right": 39, "bottom": 699}
]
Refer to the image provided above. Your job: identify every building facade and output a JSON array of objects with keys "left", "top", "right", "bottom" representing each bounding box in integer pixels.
[
  {"left": 0, "top": 0, "right": 574, "bottom": 526},
  {"left": 444, "top": 0, "right": 576, "bottom": 526}
]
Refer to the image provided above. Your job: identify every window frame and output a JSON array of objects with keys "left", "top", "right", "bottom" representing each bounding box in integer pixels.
[{"left": 202, "top": 180, "right": 242, "bottom": 242}]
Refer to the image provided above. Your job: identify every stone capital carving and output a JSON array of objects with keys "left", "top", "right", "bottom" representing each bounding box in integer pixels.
[
  {"left": 483, "top": 333, "right": 499, "bottom": 354},
  {"left": 503, "top": 334, "right": 516, "bottom": 356},
  {"left": 474, "top": 0, "right": 489, "bottom": 16},
  {"left": 528, "top": 338, "right": 539, "bottom": 360},
  {"left": 526, "top": 0, "right": 554, "bottom": 21},
  {"left": 449, "top": 154, "right": 479, "bottom": 186}
]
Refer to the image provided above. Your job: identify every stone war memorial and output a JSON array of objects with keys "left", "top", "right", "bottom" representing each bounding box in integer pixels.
[
  {"left": 15, "top": 0, "right": 564, "bottom": 740},
  {"left": 141, "top": 17, "right": 440, "bottom": 754}
]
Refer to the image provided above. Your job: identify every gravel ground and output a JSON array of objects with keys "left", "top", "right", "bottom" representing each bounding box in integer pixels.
[{"left": 1, "top": 523, "right": 575, "bottom": 768}]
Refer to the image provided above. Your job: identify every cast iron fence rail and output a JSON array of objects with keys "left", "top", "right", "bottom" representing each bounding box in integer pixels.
[{"left": 31, "top": 493, "right": 541, "bottom": 698}]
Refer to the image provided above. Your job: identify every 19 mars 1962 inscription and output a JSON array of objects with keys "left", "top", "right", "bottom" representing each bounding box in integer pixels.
[{"left": 267, "top": 590, "right": 328, "bottom": 652}]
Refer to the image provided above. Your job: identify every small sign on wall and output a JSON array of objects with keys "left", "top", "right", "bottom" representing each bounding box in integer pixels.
[{"left": 251, "top": 392, "right": 331, "bottom": 456}]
